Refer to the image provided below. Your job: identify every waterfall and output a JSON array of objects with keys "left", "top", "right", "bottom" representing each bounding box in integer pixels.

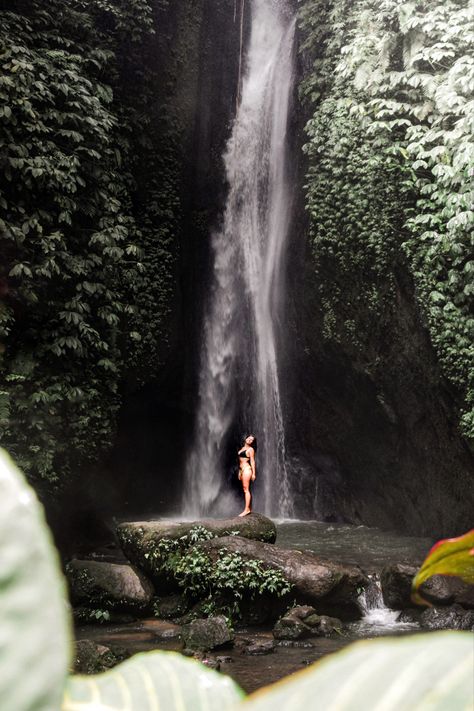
[
  {"left": 356, "top": 576, "right": 417, "bottom": 632},
  {"left": 184, "top": 0, "right": 296, "bottom": 518}
]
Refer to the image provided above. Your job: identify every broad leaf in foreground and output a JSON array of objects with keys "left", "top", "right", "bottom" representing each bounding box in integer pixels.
[
  {"left": 412, "top": 529, "right": 474, "bottom": 605},
  {"left": 240, "top": 632, "right": 474, "bottom": 710},
  {"left": 63, "top": 650, "right": 245, "bottom": 711},
  {"left": 0, "top": 449, "right": 72, "bottom": 711}
]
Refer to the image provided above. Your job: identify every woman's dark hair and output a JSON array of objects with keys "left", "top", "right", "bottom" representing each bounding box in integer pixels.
[{"left": 245, "top": 434, "right": 257, "bottom": 452}]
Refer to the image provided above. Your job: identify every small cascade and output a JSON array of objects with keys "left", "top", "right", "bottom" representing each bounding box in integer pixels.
[{"left": 356, "top": 575, "right": 417, "bottom": 633}]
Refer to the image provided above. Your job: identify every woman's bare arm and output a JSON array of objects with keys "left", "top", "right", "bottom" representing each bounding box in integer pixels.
[{"left": 249, "top": 449, "right": 256, "bottom": 480}]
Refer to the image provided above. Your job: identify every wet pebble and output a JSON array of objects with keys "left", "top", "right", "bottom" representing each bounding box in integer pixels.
[
  {"left": 244, "top": 641, "right": 275, "bottom": 656},
  {"left": 277, "top": 639, "right": 314, "bottom": 649}
]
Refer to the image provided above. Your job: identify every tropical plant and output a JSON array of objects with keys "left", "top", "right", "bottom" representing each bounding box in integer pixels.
[
  {"left": 412, "top": 528, "right": 474, "bottom": 605},
  {"left": 1, "top": 447, "right": 473, "bottom": 710},
  {"left": 173, "top": 546, "right": 292, "bottom": 621}
]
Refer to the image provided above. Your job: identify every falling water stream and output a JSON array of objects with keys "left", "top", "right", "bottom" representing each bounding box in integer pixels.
[{"left": 184, "top": 0, "right": 296, "bottom": 517}]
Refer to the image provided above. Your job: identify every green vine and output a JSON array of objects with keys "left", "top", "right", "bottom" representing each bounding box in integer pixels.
[
  {"left": 299, "top": 0, "right": 474, "bottom": 437},
  {"left": 0, "top": 0, "right": 178, "bottom": 490}
]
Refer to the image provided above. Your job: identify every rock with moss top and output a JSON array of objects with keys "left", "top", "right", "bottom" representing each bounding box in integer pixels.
[
  {"left": 66, "top": 559, "right": 154, "bottom": 612},
  {"left": 273, "top": 605, "right": 342, "bottom": 640},
  {"left": 197, "top": 537, "right": 367, "bottom": 620},
  {"left": 73, "top": 640, "right": 129, "bottom": 674},
  {"left": 116, "top": 514, "right": 276, "bottom": 589},
  {"left": 181, "top": 615, "right": 234, "bottom": 651}
]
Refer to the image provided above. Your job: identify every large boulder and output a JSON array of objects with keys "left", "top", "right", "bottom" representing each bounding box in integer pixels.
[
  {"left": 181, "top": 615, "right": 234, "bottom": 651},
  {"left": 116, "top": 514, "right": 276, "bottom": 590},
  {"left": 380, "top": 564, "right": 418, "bottom": 609},
  {"left": 420, "top": 605, "right": 474, "bottom": 631},
  {"left": 418, "top": 574, "right": 474, "bottom": 609},
  {"left": 197, "top": 537, "right": 368, "bottom": 620},
  {"left": 66, "top": 559, "right": 154, "bottom": 612}
]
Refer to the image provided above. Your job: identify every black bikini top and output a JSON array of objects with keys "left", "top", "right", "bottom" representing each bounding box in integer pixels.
[{"left": 239, "top": 448, "right": 250, "bottom": 459}]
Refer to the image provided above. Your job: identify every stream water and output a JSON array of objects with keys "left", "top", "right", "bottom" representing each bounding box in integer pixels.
[
  {"left": 184, "top": 0, "right": 296, "bottom": 519},
  {"left": 76, "top": 521, "right": 433, "bottom": 694}
]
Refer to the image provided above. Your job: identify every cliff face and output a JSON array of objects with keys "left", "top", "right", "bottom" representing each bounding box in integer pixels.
[
  {"left": 287, "top": 259, "right": 474, "bottom": 537},
  {"left": 284, "top": 0, "right": 474, "bottom": 537}
]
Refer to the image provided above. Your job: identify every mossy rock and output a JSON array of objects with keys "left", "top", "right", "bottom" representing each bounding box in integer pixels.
[
  {"left": 197, "top": 537, "right": 368, "bottom": 620},
  {"left": 72, "top": 640, "right": 129, "bottom": 675},
  {"left": 66, "top": 559, "right": 154, "bottom": 612},
  {"left": 116, "top": 514, "right": 277, "bottom": 589}
]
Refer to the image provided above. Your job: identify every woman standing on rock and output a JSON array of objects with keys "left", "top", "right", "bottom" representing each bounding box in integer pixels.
[{"left": 238, "top": 435, "right": 256, "bottom": 516}]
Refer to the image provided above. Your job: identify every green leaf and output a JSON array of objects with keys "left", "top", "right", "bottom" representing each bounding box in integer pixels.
[
  {"left": 0, "top": 449, "right": 72, "bottom": 710},
  {"left": 242, "top": 633, "right": 474, "bottom": 710},
  {"left": 62, "top": 650, "right": 244, "bottom": 710},
  {"left": 412, "top": 529, "right": 474, "bottom": 605}
]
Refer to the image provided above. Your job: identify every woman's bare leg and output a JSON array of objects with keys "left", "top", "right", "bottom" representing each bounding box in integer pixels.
[{"left": 239, "top": 467, "right": 252, "bottom": 516}]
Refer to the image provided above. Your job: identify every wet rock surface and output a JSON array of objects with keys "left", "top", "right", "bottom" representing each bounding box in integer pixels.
[
  {"left": 73, "top": 640, "right": 129, "bottom": 674},
  {"left": 276, "top": 639, "right": 316, "bottom": 649},
  {"left": 273, "top": 605, "right": 343, "bottom": 640},
  {"left": 67, "top": 559, "right": 154, "bottom": 611},
  {"left": 420, "top": 605, "right": 474, "bottom": 631},
  {"left": 273, "top": 615, "right": 311, "bottom": 641},
  {"left": 244, "top": 640, "right": 276, "bottom": 655},
  {"left": 197, "top": 537, "right": 368, "bottom": 619},
  {"left": 418, "top": 574, "right": 474, "bottom": 609},
  {"left": 380, "top": 564, "right": 417, "bottom": 609},
  {"left": 181, "top": 615, "right": 234, "bottom": 651},
  {"left": 396, "top": 608, "right": 423, "bottom": 624}
]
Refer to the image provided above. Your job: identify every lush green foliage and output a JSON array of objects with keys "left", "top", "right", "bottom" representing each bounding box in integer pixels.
[
  {"left": 146, "top": 527, "right": 292, "bottom": 622},
  {"left": 298, "top": 0, "right": 474, "bottom": 436},
  {"left": 174, "top": 547, "right": 292, "bottom": 621},
  {"left": 0, "top": 0, "right": 177, "bottom": 489},
  {"left": 74, "top": 607, "right": 111, "bottom": 624},
  {"left": 144, "top": 525, "right": 216, "bottom": 570}
]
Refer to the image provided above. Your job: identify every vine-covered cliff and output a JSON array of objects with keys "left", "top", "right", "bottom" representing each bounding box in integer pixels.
[
  {"left": 0, "top": 0, "right": 240, "bottom": 509},
  {"left": 292, "top": 0, "right": 473, "bottom": 534}
]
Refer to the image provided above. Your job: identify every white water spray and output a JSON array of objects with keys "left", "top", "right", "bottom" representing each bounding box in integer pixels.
[
  {"left": 184, "top": 0, "right": 296, "bottom": 517},
  {"left": 356, "top": 576, "right": 418, "bottom": 633}
]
